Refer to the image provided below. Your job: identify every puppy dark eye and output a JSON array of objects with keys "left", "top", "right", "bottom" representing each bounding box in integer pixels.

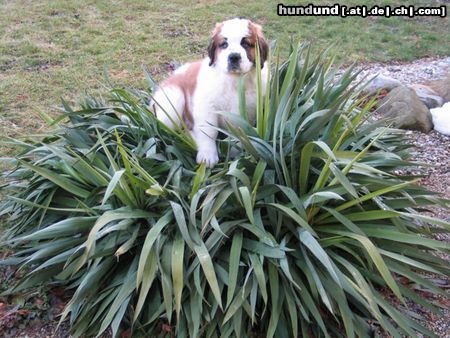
[
  {"left": 219, "top": 41, "right": 228, "bottom": 49},
  {"left": 241, "top": 39, "right": 252, "bottom": 48}
]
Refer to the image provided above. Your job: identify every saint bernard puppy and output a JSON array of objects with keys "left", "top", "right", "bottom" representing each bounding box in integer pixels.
[{"left": 152, "top": 18, "right": 269, "bottom": 167}]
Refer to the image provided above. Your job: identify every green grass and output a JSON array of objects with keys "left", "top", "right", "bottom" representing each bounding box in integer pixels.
[{"left": 0, "top": 0, "right": 449, "bottom": 149}]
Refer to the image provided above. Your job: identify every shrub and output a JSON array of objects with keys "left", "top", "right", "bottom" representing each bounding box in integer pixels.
[{"left": 1, "top": 43, "right": 449, "bottom": 338}]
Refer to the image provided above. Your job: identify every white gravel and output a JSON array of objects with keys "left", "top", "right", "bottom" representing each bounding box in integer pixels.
[{"left": 356, "top": 56, "right": 450, "bottom": 86}]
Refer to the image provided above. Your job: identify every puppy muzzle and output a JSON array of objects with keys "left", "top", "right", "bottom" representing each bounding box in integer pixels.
[{"left": 227, "top": 53, "right": 242, "bottom": 72}]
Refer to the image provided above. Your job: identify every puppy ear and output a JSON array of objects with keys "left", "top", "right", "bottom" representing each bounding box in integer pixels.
[
  {"left": 257, "top": 35, "right": 269, "bottom": 66},
  {"left": 208, "top": 22, "right": 222, "bottom": 66},
  {"left": 249, "top": 22, "right": 269, "bottom": 67},
  {"left": 207, "top": 38, "right": 217, "bottom": 66}
]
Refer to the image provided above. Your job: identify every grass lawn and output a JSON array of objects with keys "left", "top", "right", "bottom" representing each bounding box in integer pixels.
[{"left": 0, "top": 0, "right": 449, "bottom": 145}]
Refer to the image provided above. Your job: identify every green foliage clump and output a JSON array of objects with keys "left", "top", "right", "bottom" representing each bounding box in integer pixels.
[{"left": 1, "top": 43, "right": 449, "bottom": 338}]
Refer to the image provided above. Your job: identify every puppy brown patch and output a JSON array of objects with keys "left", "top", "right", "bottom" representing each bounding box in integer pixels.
[
  {"left": 208, "top": 22, "right": 224, "bottom": 66},
  {"left": 246, "top": 22, "right": 268, "bottom": 67},
  {"left": 162, "top": 61, "right": 202, "bottom": 129}
]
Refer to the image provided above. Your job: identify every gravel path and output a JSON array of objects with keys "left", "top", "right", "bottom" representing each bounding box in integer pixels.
[
  {"left": 405, "top": 127, "right": 450, "bottom": 338},
  {"left": 353, "top": 55, "right": 450, "bottom": 204},
  {"left": 356, "top": 56, "right": 450, "bottom": 86},
  {"left": 364, "top": 56, "right": 450, "bottom": 338}
]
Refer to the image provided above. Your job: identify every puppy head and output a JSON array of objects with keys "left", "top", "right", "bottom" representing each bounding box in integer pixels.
[{"left": 207, "top": 18, "right": 268, "bottom": 74}]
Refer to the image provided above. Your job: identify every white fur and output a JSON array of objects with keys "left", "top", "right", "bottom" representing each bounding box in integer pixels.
[
  {"left": 154, "top": 86, "right": 185, "bottom": 128},
  {"left": 430, "top": 102, "right": 450, "bottom": 136},
  {"left": 152, "top": 18, "right": 268, "bottom": 167}
]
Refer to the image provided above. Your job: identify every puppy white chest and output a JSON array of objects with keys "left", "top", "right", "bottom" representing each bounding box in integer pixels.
[{"left": 195, "top": 68, "right": 258, "bottom": 122}]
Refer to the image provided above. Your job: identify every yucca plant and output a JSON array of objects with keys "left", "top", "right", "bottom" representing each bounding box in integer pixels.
[{"left": 1, "top": 42, "right": 449, "bottom": 338}]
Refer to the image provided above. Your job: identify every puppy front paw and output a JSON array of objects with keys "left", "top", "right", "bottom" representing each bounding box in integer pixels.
[{"left": 196, "top": 147, "right": 219, "bottom": 168}]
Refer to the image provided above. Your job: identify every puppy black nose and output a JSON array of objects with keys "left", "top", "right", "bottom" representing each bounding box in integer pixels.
[{"left": 228, "top": 53, "right": 241, "bottom": 64}]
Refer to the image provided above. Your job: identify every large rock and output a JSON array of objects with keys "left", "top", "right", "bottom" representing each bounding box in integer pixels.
[
  {"left": 378, "top": 86, "right": 434, "bottom": 133},
  {"left": 430, "top": 102, "right": 450, "bottom": 136},
  {"left": 426, "top": 73, "right": 450, "bottom": 102},
  {"left": 408, "top": 84, "right": 444, "bottom": 109},
  {"left": 364, "top": 74, "right": 403, "bottom": 95}
]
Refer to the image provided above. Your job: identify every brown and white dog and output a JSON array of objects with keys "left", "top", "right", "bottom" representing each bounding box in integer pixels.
[{"left": 152, "top": 18, "right": 269, "bottom": 167}]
